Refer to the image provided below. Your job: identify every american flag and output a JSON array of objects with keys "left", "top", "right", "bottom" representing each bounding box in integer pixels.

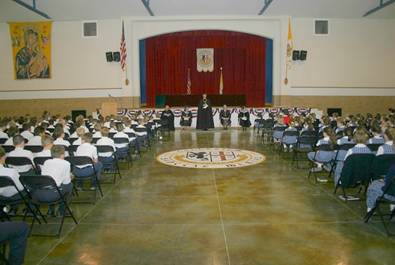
[
  {"left": 186, "top": 68, "right": 191, "bottom": 95},
  {"left": 120, "top": 21, "right": 127, "bottom": 71}
]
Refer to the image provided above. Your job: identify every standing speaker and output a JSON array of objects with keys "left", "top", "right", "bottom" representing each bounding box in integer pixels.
[
  {"left": 292, "top": 50, "right": 300, "bottom": 61},
  {"left": 106, "top": 52, "right": 113, "bottom": 62},
  {"left": 113, "top": 52, "right": 120, "bottom": 62},
  {"left": 300, "top": 50, "right": 308, "bottom": 61}
]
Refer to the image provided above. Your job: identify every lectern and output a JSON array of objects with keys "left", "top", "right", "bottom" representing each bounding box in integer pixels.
[{"left": 101, "top": 102, "right": 118, "bottom": 117}]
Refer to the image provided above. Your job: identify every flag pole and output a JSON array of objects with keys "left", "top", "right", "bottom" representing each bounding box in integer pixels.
[
  {"left": 187, "top": 67, "right": 191, "bottom": 95},
  {"left": 120, "top": 20, "right": 129, "bottom": 86},
  {"left": 125, "top": 65, "right": 129, "bottom": 86},
  {"left": 219, "top": 67, "right": 224, "bottom": 95},
  {"left": 284, "top": 17, "right": 293, "bottom": 85}
]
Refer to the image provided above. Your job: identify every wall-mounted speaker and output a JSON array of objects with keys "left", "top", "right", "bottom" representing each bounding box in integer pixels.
[
  {"left": 113, "top": 52, "right": 120, "bottom": 62},
  {"left": 292, "top": 50, "right": 300, "bottom": 61},
  {"left": 106, "top": 52, "right": 113, "bottom": 62},
  {"left": 300, "top": 50, "right": 308, "bottom": 61}
]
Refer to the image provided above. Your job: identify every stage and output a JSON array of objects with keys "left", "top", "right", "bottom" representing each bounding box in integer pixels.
[
  {"left": 156, "top": 94, "right": 246, "bottom": 107},
  {"left": 117, "top": 107, "right": 321, "bottom": 128}
]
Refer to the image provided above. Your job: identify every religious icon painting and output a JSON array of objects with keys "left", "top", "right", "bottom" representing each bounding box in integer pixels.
[{"left": 9, "top": 21, "right": 52, "bottom": 80}]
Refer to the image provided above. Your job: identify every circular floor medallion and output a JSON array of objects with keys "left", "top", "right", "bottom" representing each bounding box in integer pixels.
[{"left": 157, "top": 148, "right": 265, "bottom": 169}]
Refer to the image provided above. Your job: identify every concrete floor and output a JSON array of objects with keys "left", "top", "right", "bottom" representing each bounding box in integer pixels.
[{"left": 25, "top": 129, "right": 395, "bottom": 265}]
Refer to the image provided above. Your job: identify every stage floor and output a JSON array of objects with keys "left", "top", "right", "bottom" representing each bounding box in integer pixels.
[{"left": 25, "top": 129, "right": 395, "bottom": 265}]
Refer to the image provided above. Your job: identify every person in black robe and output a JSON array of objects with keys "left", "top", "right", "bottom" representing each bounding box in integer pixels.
[
  {"left": 219, "top": 105, "right": 231, "bottom": 130},
  {"left": 180, "top": 106, "right": 192, "bottom": 129},
  {"left": 160, "top": 105, "right": 175, "bottom": 131},
  {"left": 238, "top": 106, "right": 251, "bottom": 131},
  {"left": 196, "top": 94, "right": 214, "bottom": 130}
]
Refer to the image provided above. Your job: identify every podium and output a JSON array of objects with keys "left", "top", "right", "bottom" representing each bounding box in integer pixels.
[{"left": 101, "top": 102, "right": 118, "bottom": 117}]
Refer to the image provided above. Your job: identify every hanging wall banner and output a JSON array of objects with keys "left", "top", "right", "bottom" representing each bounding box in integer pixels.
[
  {"left": 9, "top": 21, "right": 52, "bottom": 79},
  {"left": 196, "top": 48, "right": 214, "bottom": 72}
]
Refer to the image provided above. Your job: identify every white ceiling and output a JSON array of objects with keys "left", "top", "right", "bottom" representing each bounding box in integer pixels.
[{"left": 0, "top": 0, "right": 394, "bottom": 22}]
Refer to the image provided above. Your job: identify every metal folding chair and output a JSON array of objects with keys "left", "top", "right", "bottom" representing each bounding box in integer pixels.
[{"left": 19, "top": 175, "right": 77, "bottom": 237}]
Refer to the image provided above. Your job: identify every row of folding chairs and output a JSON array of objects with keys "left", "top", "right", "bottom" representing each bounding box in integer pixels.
[
  {"left": 0, "top": 146, "right": 129, "bottom": 236},
  {"left": 303, "top": 144, "right": 395, "bottom": 235},
  {"left": 0, "top": 152, "right": 125, "bottom": 237},
  {"left": 0, "top": 174, "right": 77, "bottom": 237},
  {"left": 331, "top": 153, "right": 395, "bottom": 236},
  {"left": 266, "top": 127, "right": 395, "bottom": 236}
]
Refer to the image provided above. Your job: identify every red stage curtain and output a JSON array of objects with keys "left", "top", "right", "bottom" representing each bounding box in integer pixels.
[{"left": 145, "top": 30, "right": 266, "bottom": 107}]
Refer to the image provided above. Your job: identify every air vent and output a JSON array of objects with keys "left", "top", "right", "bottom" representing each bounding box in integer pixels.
[
  {"left": 314, "top": 19, "right": 329, "bottom": 35},
  {"left": 82, "top": 21, "right": 97, "bottom": 37}
]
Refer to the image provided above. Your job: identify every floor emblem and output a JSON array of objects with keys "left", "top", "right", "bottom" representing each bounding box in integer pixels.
[{"left": 157, "top": 148, "right": 265, "bottom": 169}]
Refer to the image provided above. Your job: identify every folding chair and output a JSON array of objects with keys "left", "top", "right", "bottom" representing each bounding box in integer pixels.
[
  {"left": 96, "top": 145, "right": 121, "bottom": 183},
  {"left": 67, "top": 145, "right": 79, "bottom": 157},
  {"left": 125, "top": 132, "right": 136, "bottom": 139},
  {"left": 91, "top": 138, "right": 100, "bottom": 144},
  {"left": 19, "top": 175, "right": 77, "bottom": 237},
  {"left": 144, "top": 122, "right": 155, "bottom": 139},
  {"left": 327, "top": 143, "right": 356, "bottom": 178},
  {"left": 334, "top": 153, "right": 375, "bottom": 201},
  {"left": 371, "top": 154, "right": 395, "bottom": 181},
  {"left": 24, "top": 145, "right": 43, "bottom": 154},
  {"left": 66, "top": 156, "right": 103, "bottom": 202},
  {"left": 364, "top": 175, "right": 395, "bottom": 236},
  {"left": 0, "top": 176, "right": 42, "bottom": 224},
  {"left": 300, "top": 130, "right": 317, "bottom": 138},
  {"left": 1, "top": 146, "right": 14, "bottom": 154},
  {"left": 68, "top": 138, "right": 78, "bottom": 144},
  {"left": 280, "top": 130, "right": 299, "bottom": 153},
  {"left": 271, "top": 125, "right": 286, "bottom": 150},
  {"left": 135, "top": 127, "right": 151, "bottom": 149},
  {"left": 335, "top": 131, "right": 344, "bottom": 139},
  {"left": 367, "top": 143, "right": 382, "bottom": 153},
  {"left": 0, "top": 138, "right": 7, "bottom": 145},
  {"left": 108, "top": 132, "right": 116, "bottom": 139},
  {"left": 5, "top": 157, "right": 36, "bottom": 175},
  {"left": 33, "top": 157, "right": 52, "bottom": 174},
  {"left": 157, "top": 120, "right": 171, "bottom": 138},
  {"left": 292, "top": 135, "right": 317, "bottom": 169},
  {"left": 253, "top": 117, "right": 264, "bottom": 134},
  {"left": 113, "top": 138, "right": 132, "bottom": 168},
  {"left": 261, "top": 120, "right": 275, "bottom": 143},
  {"left": 307, "top": 144, "right": 334, "bottom": 183}
]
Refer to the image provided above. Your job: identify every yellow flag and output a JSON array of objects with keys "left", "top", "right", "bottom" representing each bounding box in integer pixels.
[
  {"left": 286, "top": 18, "right": 293, "bottom": 58},
  {"left": 219, "top": 67, "right": 224, "bottom": 95},
  {"left": 285, "top": 18, "right": 293, "bottom": 85},
  {"left": 9, "top": 21, "right": 52, "bottom": 80}
]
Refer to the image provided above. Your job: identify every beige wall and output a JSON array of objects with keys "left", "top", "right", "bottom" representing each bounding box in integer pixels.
[
  {"left": 0, "top": 97, "right": 139, "bottom": 117},
  {"left": 274, "top": 95, "right": 395, "bottom": 115}
]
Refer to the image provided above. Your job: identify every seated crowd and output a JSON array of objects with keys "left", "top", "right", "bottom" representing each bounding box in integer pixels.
[
  {"left": 0, "top": 110, "right": 163, "bottom": 259},
  {"left": 1, "top": 108, "right": 395, "bottom": 262},
  {"left": 257, "top": 110, "right": 395, "bottom": 223}
]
